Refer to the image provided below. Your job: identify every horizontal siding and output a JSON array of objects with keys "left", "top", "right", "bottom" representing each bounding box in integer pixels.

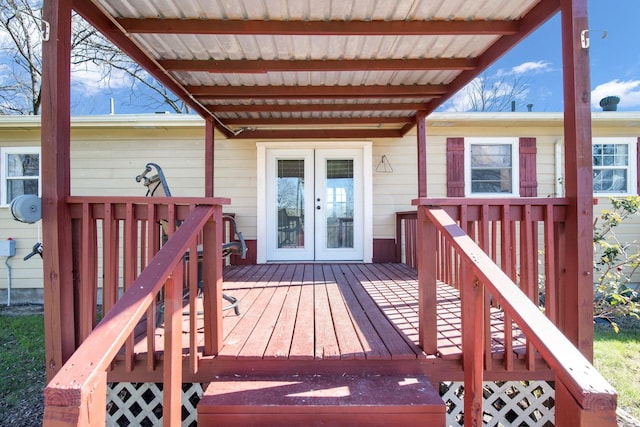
[{"left": 0, "top": 114, "right": 638, "bottom": 296}]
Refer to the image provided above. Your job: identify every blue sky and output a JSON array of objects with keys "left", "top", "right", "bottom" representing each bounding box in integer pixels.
[
  {"left": 68, "top": 0, "right": 640, "bottom": 115},
  {"left": 442, "top": 0, "right": 640, "bottom": 112}
]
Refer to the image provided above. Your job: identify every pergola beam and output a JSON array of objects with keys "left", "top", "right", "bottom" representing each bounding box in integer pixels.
[
  {"left": 229, "top": 128, "right": 402, "bottom": 139},
  {"left": 118, "top": 18, "right": 519, "bottom": 36},
  {"left": 189, "top": 84, "right": 446, "bottom": 98},
  {"left": 160, "top": 58, "right": 477, "bottom": 73},
  {"left": 207, "top": 102, "right": 427, "bottom": 113},
  {"left": 222, "top": 116, "right": 410, "bottom": 125}
]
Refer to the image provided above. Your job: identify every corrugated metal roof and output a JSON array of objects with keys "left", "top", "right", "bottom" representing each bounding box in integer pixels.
[{"left": 82, "top": 0, "right": 558, "bottom": 138}]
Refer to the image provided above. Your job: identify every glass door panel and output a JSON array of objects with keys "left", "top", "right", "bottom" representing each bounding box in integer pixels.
[
  {"left": 277, "top": 159, "right": 305, "bottom": 248},
  {"left": 325, "top": 159, "right": 354, "bottom": 249}
]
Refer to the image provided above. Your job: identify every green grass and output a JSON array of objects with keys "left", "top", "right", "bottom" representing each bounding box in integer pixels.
[
  {"left": 0, "top": 314, "right": 45, "bottom": 423},
  {"left": 593, "top": 318, "right": 640, "bottom": 420}
]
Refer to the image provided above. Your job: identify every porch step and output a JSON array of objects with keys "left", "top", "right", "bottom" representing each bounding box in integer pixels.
[{"left": 197, "top": 374, "right": 445, "bottom": 426}]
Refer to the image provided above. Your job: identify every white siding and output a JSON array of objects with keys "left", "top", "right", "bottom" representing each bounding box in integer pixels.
[{"left": 0, "top": 113, "right": 638, "bottom": 298}]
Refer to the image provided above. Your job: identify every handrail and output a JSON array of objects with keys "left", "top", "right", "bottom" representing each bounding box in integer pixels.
[
  {"left": 422, "top": 206, "right": 617, "bottom": 426},
  {"left": 43, "top": 204, "right": 219, "bottom": 426}
]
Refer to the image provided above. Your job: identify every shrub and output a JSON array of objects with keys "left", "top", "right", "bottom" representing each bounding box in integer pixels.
[{"left": 593, "top": 196, "right": 640, "bottom": 332}]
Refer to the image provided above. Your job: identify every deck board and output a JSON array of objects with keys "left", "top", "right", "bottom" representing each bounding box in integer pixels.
[{"left": 121, "top": 263, "right": 537, "bottom": 375}]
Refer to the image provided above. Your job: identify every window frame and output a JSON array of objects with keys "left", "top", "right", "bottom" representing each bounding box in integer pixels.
[
  {"left": 592, "top": 137, "right": 637, "bottom": 197},
  {"left": 464, "top": 137, "right": 520, "bottom": 197},
  {"left": 1, "top": 147, "right": 41, "bottom": 206}
]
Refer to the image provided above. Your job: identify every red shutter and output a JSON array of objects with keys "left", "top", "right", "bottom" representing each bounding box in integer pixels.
[
  {"left": 519, "top": 137, "right": 537, "bottom": 197},
  {"left": 446, "top": 138, "right": 465, "bottom": 197}
]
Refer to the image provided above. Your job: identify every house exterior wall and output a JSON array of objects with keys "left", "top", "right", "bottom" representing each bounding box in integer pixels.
[{"left": 0, "top": 113, "right": 638, "bottom": 302}]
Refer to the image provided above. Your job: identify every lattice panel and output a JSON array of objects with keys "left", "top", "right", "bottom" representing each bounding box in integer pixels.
[
  {"left": 440, "top": 381, "right": 555, "bottom": 426},
  {"left": 106, "top": 382, "right": 203, "bottom": 427}
]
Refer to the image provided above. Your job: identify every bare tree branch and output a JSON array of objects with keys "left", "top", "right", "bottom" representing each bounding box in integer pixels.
[{"left": 0, "top": 0, "right": 187, "bottom": 115}]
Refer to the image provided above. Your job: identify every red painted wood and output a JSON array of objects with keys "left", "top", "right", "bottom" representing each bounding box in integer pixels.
[
  {"left": 544, "top": 205, "right": 558, "bottom": 324},
  {"left": 43, "top": 205, "right": 217, "bottom": 424},
  {"left": 417, "top": 111, "right": 428, "bottom": 197},
  {"left": 519, "top": 137, "right": 538, "bottom": 196},
  {"left": 424, "top": 207, "right": 616, "bottom": 413},
  {"left": 163, "top": 266, "right": 184, "bottom": 426},
  {"left": 555, "top": 380, "right": 617, "bottom": 427},
  {"left": 462, "top": 264, "right": 484, "bottom": 427},
  {"left": 349, "top": 264, "right": 420, "bottom": 359},
  {"left": 322, "top": 265, "right": 366, "bottom": 360},
  {"left": 237, "top": 265, "right": 290, "bottom": 359},
  {"left": 198, "top": 374, "right": 445, "bottom": 426},
  {"left": 290, "top": 265, "right": 316, "bottom": 360},
  {"left": 314, "top": 265, "right": 341, "bottom": 360},
  {"left": 78, "top": 203, "right": 95, "bottom": 343},
  {"left": 372, "top": 238, "right": 396, "bottom": 263},
  {"left": 334, "top": 265, "right": 391, "bottom": 360},
  {"left": 446, "top": 138, "right": 465, "bottom": 197},
  {"left": 124, "top": 203, "right": 136, "bottom": 372},
  {"left": 417, "top": 206, "right": 438, "bottom": 354},
  {"left": 203, "top": 207, "right": 224, "bottom": 355},
  {"left": 41, "top": 0, "right": 75, "bottom": 382},
  {"left": 263, "top": 265, "right": 302, "bottom": 359},
  {"left": 561, "top": 0, "right": 596, "bottom": 359}
]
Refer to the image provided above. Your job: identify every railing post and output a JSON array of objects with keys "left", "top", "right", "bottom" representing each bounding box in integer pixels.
[
  {"left": 43, "top": 370, "right": 107, "bottom": 426},
  {"left": 163, "top": 266, "right": 184, "bottom": 426},
  {"left": 417, "top": 205, "right": 438, "bottom": 354},
  {"left": 462, "top": 265, "right": 484, "bottom": 427},
  {"left": 203, "top": 206, "right": 224, "bottom": 355},
  {"left": 555, "top": 379, "right": 617, "bottom": 426}
]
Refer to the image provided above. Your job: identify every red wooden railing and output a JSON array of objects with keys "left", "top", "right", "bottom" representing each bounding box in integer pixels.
[
  {"left": 43, "top": 196, "right": 228, "bottom": 426},
  {"left": 414, "top": 200, "right": 617, "bottom": 426},
  {"left": 395, "top": 211, "right": 417, "bottom": 268}
]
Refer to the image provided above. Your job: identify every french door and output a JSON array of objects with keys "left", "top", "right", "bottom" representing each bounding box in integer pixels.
[{"left": 264, "top": 148, "right": 364, "bottom": 261}]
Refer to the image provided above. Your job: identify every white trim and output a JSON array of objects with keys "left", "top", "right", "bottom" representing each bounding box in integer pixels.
[
  {"left": 257, "top": 141, "right": 372, "bottom": 263},
  {"left": 592, "top": 137, "right": 637, "bottom": 197},
  {"left": 464, "top": 137, "right": 520, "bottom": 198},
  {"left": 1, "top": 146, "right": 41, "bottom": 206}
]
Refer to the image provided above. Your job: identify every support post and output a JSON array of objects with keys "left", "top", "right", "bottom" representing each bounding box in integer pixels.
[
  {"left": 205, "top": 118, "right": 215, "bottom": 197},
  {"left": 462, "top": 266, "right": 484, "bottom": 427},
  {"left": 560, "top": 0, "right": 594, "bottom": 359},
  {"left": 163, "top": 267, "right": 184, "bottom": 426},
  {"left": 417, "top": 205, "right": 437, "bottom": 354},
  {"left": 416, "top": 111, "right": 428, "bottom": 198},
  {"left": 41, "top": 0, "right": 76, "bottom": 381}
]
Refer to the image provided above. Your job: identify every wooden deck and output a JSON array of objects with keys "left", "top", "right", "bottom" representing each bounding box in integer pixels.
[{"left": 114, "top": 263, "right": 550, "bottom": 382}]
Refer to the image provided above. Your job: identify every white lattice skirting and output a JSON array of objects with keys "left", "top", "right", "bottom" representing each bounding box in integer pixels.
[
  {"left": 440, "top": 381, "right": 555, "bottom": 426},
  {"left": 106, "top": 380, "right": 554, "bottom": 426},
  {"left": 106, "top": 382, "right": 203, "bottom": 427}
]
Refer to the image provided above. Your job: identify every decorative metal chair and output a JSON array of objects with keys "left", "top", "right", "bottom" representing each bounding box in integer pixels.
[{"left": 136, "top": 162, "right": 243, "bottom": 315}]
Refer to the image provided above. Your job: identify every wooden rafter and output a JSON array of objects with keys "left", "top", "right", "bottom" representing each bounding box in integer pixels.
[
  {"left": 230, "top": 128, "right": 403, "bottom": 139},
  {"left": 117, "top": 18, "right": 519, "bottom": 36},
  {"left": 206, "top": 102, "right": 427, "bottom": 113},
  {"left": 160, "top": 58, "right": 477, "bottom": 73},
  {"left": 221, "top": 116, "right": 411, "bottom": 125},
  {"left": 189, "top": 84, "right": 446, "bottom": 99}
]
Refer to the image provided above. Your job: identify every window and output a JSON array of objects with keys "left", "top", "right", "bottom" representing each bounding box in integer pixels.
[
  {"left": 592, "top": 138, "right": 637, "bottom": 195},
  {"left": 1, "top": 147, "right": 40, "bottom": 205},
  {"left": 464, "top": 138, "right": 519, "bottom": 196}
]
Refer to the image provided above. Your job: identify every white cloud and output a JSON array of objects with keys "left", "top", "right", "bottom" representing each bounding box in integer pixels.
[
  {"left": 71, "top": 61, "right": 132, "bottom": 95},
  {"left": 511, "top": 60, "right": 551, "bottom": 75},
  {"left": 591, "top": 79, "right": 640, "bottom": 109}
]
